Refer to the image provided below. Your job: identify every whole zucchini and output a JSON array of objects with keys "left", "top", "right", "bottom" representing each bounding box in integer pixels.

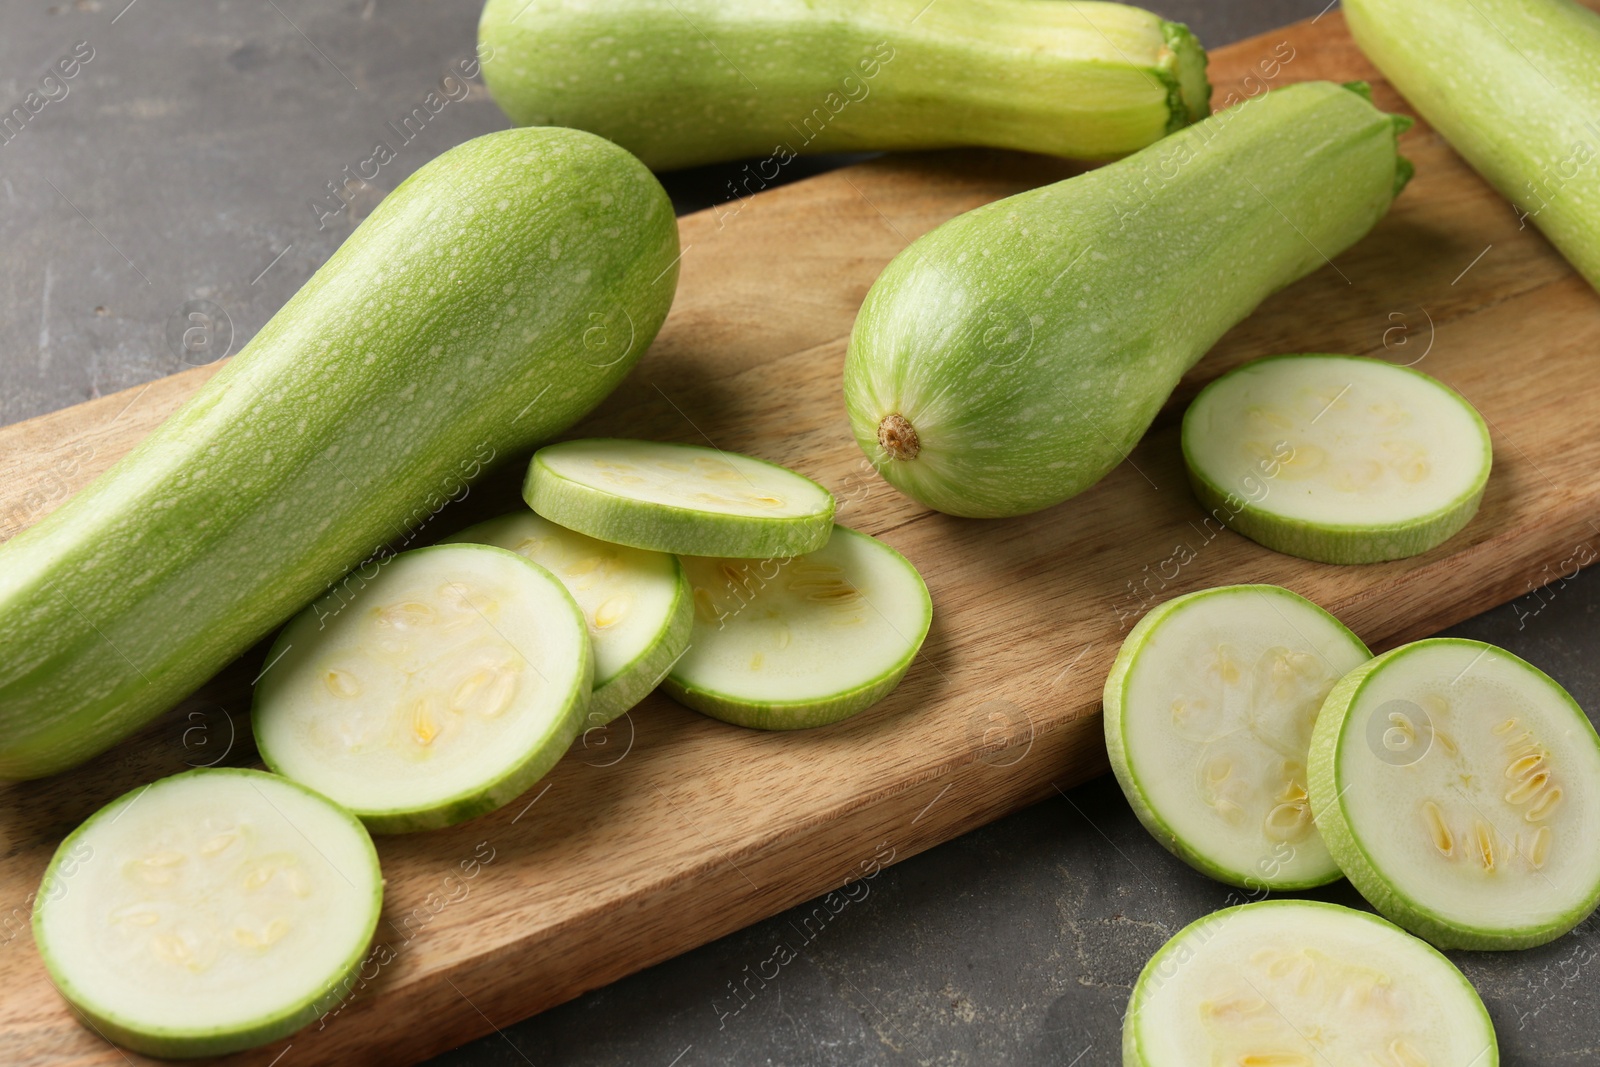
[
  {"left": 1343, "top": 0, "right": 1600, "bottom": 290},
  {"left": 843, "top": 81, "right": 1411, "bottom": 518},
  {"left": 0, "top": 127, "right": 680, "bottom": 780},
  {"left": 478, "top": 0, "right": 1210, "bottom": 171}
]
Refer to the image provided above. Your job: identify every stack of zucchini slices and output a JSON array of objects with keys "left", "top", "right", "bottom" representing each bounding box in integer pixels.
[{"left": 1108, "top": 580, "right": 1600, "bottom": 1066}]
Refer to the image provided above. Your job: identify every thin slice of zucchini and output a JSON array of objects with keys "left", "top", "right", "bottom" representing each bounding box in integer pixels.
[
  {"left": 1183, "top": 354, "right": 1491, "bottom": 564},
  {"left": 443, "top": 511, "right": 692, "bottom": 724},
  {"left": 1103, "top": 585, "right": 1370, "bottom": 890},
  {"left": 33, "top": 768, "right": 383, "bottom": 1059},
  {"left": 1124, "top": 900, "right": 1498, "bottom": 1066},
  {"left": 1309, "top": 638, "right": 1600, "bottom": 950},
  {"left": 524, "top": 438, "right": 836, "bottom": 558},
  {"left": 252, "top": 543, "right": 591, "bottom": 833},
  {"left": 664, "top": 524, "right": 931, "bottom": 729}
]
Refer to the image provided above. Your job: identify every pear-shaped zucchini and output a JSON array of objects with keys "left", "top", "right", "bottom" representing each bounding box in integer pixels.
[
  {"left": 844, "top": 81, "right": 1411, "bottom": 518},
  {"left": 0, "top": 127, "right": 679, "bottom": 780}
]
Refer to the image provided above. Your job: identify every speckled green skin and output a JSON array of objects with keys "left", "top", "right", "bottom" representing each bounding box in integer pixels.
[
  {"left": 253, "top": 544, "right": 593, "bottom": 834},
  {"left": 1102, "top": 584, "right": 1368, "bottom": 890},
  {"left": 0, "top": 128, "right": 679, "bottom": 780},
  {"left": 1122, "top": 900, "right": 1498, "bottom": 1066},
  {"left": 1183, "top": 354, "right": 1492, "bottom": 565},
  {"left": 479, "top": 0, "right": 1210, "bottom": 171},
  {"left": 844, "top": 81, "right": 1411, "bottom": 518},
  {"left": 1344, "top": 0, "right": 1600, "bottom": 291},
  {"left": 524, "top": 440, "right": 836, "bottom": 559},
  {"left": 1308, "top": 638, "right": 1600, "bottom": 950},
  {"left": 33, "top": 769, "right": 384, "bottom": 1058}
]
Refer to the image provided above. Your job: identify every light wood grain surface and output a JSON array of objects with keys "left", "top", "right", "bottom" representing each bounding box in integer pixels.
[{"left": 3, "top": 12, "right": 1597, "bottom": 1065}]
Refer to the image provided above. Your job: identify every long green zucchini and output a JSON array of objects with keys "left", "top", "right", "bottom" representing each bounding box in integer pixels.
[
  {"left": 0, "top": 127, "right": 679, "bottom": 780},
  {"left": 478, "top": 0, "right": 1210, "bottom": 171},
  {"left": 1343, "top": 0, "right": 1600, "bottom": 289},
  {"left": 843, "top": 81, "right": 1411, "bottom": 518}
]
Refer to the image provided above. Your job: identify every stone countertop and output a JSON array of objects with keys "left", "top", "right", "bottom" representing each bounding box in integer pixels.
[{"left": 4, "top": 1, "right": 1594, "bottom": 1064}]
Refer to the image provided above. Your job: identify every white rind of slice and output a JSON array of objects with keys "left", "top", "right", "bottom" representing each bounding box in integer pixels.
[
  {"left": 1183, "top": 353, "right": 1491, "bottom": 564},
  {"left": 33, "top": 769, "right": 383, "bottom": 1059},
  {"left": 1123, "top": 900, "right": 1498, "bottom": 1067},
  {"left": 1103, "top": 584, "right": 1370, "bottom": 890},
  {"left": 253, "top": 543, "right": 591, "bottom": 833},
  {"left": 443, "top": 511, "right": 691, "bottom": 725},
  {"left": 1309, "top": 637, "right": 1600, "bottom": 950},
  {"left": 524, "top": 438, "right": 836, "bottom": 558},
  {"left": 664, "top": 524, "right": 931, "bottom": 729}
]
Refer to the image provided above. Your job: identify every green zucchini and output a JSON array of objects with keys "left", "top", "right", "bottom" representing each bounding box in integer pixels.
[
  {"left": 479, "top": 0, "right": 1210, "bottom": 171},
  {"left": 843, "top": 81, "right": 1412, "bottom": 518},
  {"left": 1124, "top": 900, "right": 1497, "bottom": 1066},
  {"left": 33, "top": 768, "right": 384, "bottom": 1058},
  {"left": 0, "top": 127, "right": 679, "bottom": 780},
  {"left": 1183, "top": 354, "right": 1492, "bottom": 564},
  {"left": 1309, "top": 638, "right": 1600, "bottom": 950},
  {"left": 1343, "top": 0, "right": 1600, "bottom": 290}
]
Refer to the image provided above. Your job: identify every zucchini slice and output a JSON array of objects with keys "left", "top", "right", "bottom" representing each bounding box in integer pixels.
[
  {"left": 442, "top": 511, "right": 692, "bottom": 724},
  {"left": 33, "top": 769, "right": 383, "bottom": 1059},
  {"left": 1309, "top": 638, "right": 1600, "bottom": 950},
  {"left": 252, "top": 544, "right": 591, "bottom": 833},
  {"left": 1124, "top": 900, "right": 1498, "bottom": 1066},
  {"left": 1183, "top": 354, "right": 1491, "bottom": 564},
  {"left": 1103, "top": 585, "right": 1370, "bottom": 890},
  {"left": 664, "top": 525, "right": 931, "bottom": 729},
  {"left": 524, "top": 439, "right": 836, "bottom": 559}
]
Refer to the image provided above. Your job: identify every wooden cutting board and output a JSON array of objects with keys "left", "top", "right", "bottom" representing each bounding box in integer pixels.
[{"left": 3, "top": 11, "right": 1597, "bottom": 1065}]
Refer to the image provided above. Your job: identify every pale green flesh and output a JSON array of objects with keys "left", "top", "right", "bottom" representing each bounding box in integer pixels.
[
  {"left": 525, "top": 439, "right": 836, "bottom": 559},
  {"left": 33, "top": 769, "right": 383, "bottom": 1059},
  {"left": 0, "top": 127, "right": 679, "bottom": 781},
  {"left": 253, "top": 545, "right": 591, "bottom": 833},
  {"left": 844, "top": 81, "right": 1409, "bottom": 518},
  {"left": 1124, "top": 900, "right": 1498, "bottom": 1067},
  {"left": 480, "top": 0, "right": 1210, "bottom": 171},
  {"left": 665, "top": 525, "right": 931, "bottom": 730},
  {"left": 1310, "top": 638, "right": 1600, "bottom": 950},
  {"left": 1344, "top": 0, "right": 1600, "bottom": 290},
  {"left": 443, "top": 511, "right": 692, "bottom": 723},
  {"left": 1104, "top": 585, "right": 1369, "bottom": 889},
  {"left": 1184, "top": 354, "right": 1491, "bottom": 564}
]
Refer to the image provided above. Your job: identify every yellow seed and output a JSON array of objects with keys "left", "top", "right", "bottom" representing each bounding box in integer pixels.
[
  {"left": 242, "top": 863, "right": 276, "bottom": 891},
  {"left": 1434, "top": 728, "right": 1459, "bottom": 756},
  {"left": 324, "top": 668, "right": 361, "bottom": 699},
  {"left": 1264, "top": 801, "right": 1312, "bottom": 843},
  {"left": 1395, "top": 459, "right": 1430, "bottom": 483},
  {"left": 284, "top": 866, "right": 312, "bottom": 898},
  {"left": 564, "top": 555, "right": 604, "bottom": 577},
  {"left": 748, "top": 494, "right": 785, "bottom": 508},
  {"left": 594, "top": 594, "right": 629, "bottom": 630},
  {"left": 1204, "top": 758, "right": 1233, "bottom": 783},
  {"left": 150, "top": 933, "right": 195, "bottom": 968},
  {"left": 1200, "top": 994, "right": 1267, "bottom": 1018},
  {"left": 233, "top": 918, "right": 291, "bottom": 950},
  {"left": 513, "top": 537, "right": 546, "bottom": 558},
  {"left": 412, "top": 698, "right": 442, "bottom": 746},
  {"left": 1493, "top": 718, "right": 1519, "bottom": 735},
  {"left": 451, "top": 666, "right": 516, "bottom": 719},
  {"left": 1238, "top": 1054, "right": 1313, "bottom": 1067},
  {"left": 749, "top": 652, "right": 764, "bottom": 670},
  {"left": 1526, "top": 788, "right": 1564, "bottom": 822},
  {"left": 375, "top": 600, "right": 435, "bottom": 629},
  {"left": 1390, "top": 1038, "right": 1431, "bottom": 1067},
  {"left": 1423, "top": 801, "right": 1453, "bottom": 856},
  {"left": 1474, "top": 820, "right": 1496, "bottom": 871},
  {"left": 693, "top": 586, "right": 720, "bottom": 623},
  {"left": 1506, "top": 753, "right": 1545, "bottom": 780},
  {"left": 199, "top": 831, "right": 238, "bottom": 856},
  {"left": 1528, "top": 825, "right": 1553, "bottom": 868},
  {"left": 1505, "top": 771, "right": 1550, "bottom": 805}
]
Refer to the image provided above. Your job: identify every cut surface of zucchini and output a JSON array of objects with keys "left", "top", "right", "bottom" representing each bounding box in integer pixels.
[
  {"left": 1104, "top": 585, "right": 1369, "bottom": 889},
  {"left": 524, "top": 438, "right": 836, "bottom": 558},
  {"left": 665, "top": 525, "right": 931, "bottom": 729},
  {"left": 253, "top": 544, "right": 591, "bottom": 833},
  {"left": 33, "top": 768, "right": 383, "bottom": 1059},
  {"left": 443, "top": 511, "right": 691, "bottom": 724},
  {"left": 1124, "top": 900, "right": 1498, "bottom": 1067},
  {"left": 1309, "top": 637, "right": 1600, "bottom": 949},
  {"left": 1183, "top": 354, "right": 1491, "bottom": 563}
]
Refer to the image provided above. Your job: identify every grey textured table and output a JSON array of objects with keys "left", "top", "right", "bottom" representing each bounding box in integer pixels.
[{"left": 4, "top": 2, "right": 1596, "bottom": 1064}]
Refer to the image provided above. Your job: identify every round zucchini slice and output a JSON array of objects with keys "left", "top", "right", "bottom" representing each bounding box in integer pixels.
[
  {"left": 253, "top": 543, "right": 591, "bottom": 833},
  {"left": 664, "top": 524, "right": 931, "bottom": 729},
  {"left": 442, "top": 511, "right": 692, "bottom": 724},
  {"left": 1104, "top": 585, "right": 1370, "bottom": 889},
  {"left": 33, "top": 768, "right": 383, "bottom": 1059},
  {"left": 1183, "top": 354, "right": 1492, "bottom": 564},
  {"left": 1124, "top": 900, "right": 1498, "bottom": 1067},
  {"left": 1309, "top": 637, "right": 1600, "bottom": 949},
  {"left": 523, "top": 438, "right": 836, "bottom": 558}
]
